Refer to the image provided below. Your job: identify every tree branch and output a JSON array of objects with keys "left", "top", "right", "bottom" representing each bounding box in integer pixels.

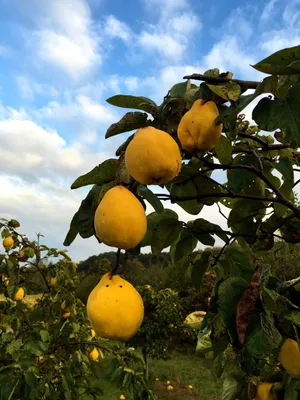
[
  {"left": 182, "top": 74, "right": 260, "bottom": 90},
  {"left": 237, "top": 132, "right": 290, "bottom": 151}
]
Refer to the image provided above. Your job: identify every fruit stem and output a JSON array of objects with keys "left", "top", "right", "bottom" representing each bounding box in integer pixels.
[{"left": 111, "top": 248, "right": 121, "bottom": 276}]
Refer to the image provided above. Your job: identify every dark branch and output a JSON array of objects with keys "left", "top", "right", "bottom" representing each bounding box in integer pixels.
[
  {"left": 238, "top": 132, "right": 290, "bottom": 151},
  {"left": 182, "top": 74, "right": 260, "bottom": 90}
]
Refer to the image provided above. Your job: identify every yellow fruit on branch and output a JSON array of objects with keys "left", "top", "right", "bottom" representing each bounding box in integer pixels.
[
  {"left": 255, "top": 382, "right": 277, "bottom": 400},
  {"left": 125, "top": 126, "right": 182, "bottom": 185},
  {"left": 2, "top": 236, "right": 14, "bottom": 249},
  {"left": 91, "top": 328, "right": 96, "bottom": 338},
  {"left": 177, "top": 98, "right": 223, "bottom": 152},
  {"left": 14, "top": 287, "right": 25, "bottom": 301},
  {"left": 167, "top": 385, "right": 174, "bottom": 391},
  {"left": 50, "top": 277, "right": 57, "bottom": 287},
  {"left": 278, "top": 338, "right": 300, "bottom": 378},
  {"left": 62, "top": 312, "right": 71, "bottom": 319},
  {"left": 94, "top": 185, "right": 147, "bottom": 250},
  {"left": 87, "top": 272, "right": 144, "bottom": 341},
  {"left": 89, "top": 347, "right": 99, "bottom": 361},
  {"left": 119, "top": 395, "right": 126, "bottom": 400}
]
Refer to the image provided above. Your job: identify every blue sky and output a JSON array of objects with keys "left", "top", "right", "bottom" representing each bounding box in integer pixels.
[{"left": 0, "top": 0, "right": 299, "bottom": 262}]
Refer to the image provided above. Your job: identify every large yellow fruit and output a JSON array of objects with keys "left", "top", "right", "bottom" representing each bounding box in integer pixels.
[
  {"left": 87, "top": 272, "right": 144, "bottom": 341},
  {"left": 177, "top": 98, "right": 223, "bottom": 152},
  {"left": 278, "top": 338, "right": 300, "bottom": 378},
  {"left": 255, "top": 382, "right": 277, "bottom": 400},
  {"left": 94, "top": 185, "right": 147, "bottom": 250},
  {"left": 2, "top": 236, "right": 14, "bottom": 248},
  {"left": 14, "top": 287, "right": 25, "bottom": 301},
  {"left": 125, "top": 126, "right": 182, "bottom": 185}
]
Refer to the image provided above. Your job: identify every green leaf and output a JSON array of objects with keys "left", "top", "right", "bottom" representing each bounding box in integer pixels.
[
  {"left": 214, "top": 135, "right": 232, "bottom": 164},
  {"left": 276, "top": 74, "right": 299, "bottom": 98},
  {"left": 106, "top": 94, "right": 156, "bottom": 109},
  {"left": 271, "top": 156, "right": 294, "bottom": 181},
  {"left": 151, "top": 219, "right": 183, "bottom": 255},
  {"left": 115, "top": 134, "right": 134, "bottom": 156},
  {"left": 207, "top": 81, "right": 241, "bottom": 102},
  {"left": 227, "top": 155, "right": 256, "bottom": 193},
  {"left": 189, "top": 218, "right": 229, "bottom": 243},
  {"left": 253, "top": 82, "right": 300, "bottom": 148},
  {"left": 63, "top": 211, "right": 80, "bottom": 246},
  {"left": 71, "top": 159, "right": 118, "bottom": 189},
  {"left": 137, "top": 185, "right": 164, "bottom": 214},
  {"left": 166, "top": 178, "right": 204, "bottom": 215},
  {"left": 6, "top": 339, "right": 22, "bottom": 355},
  {"left": 217, "top": 277, "right": 249, "bottom": 342},
  {"left": 220, "top": 244, "right": 253, "bottom": 282},
  {"left": 196, "top": 331, "right": 213, "bottom": 354},
  {"left": 40, "top": 330, "right": 51, "bottom": 342},
  {"left": 284, "top": 380, "right": 300, "bottom": 400},
  {"left": 221, "top": 374, "right": 243, "bottom": 400},
  {"left": 77, "top": 185, "right": 103, "bottom": 239},
  {"left": 191, "top": 250, "right": 212, "bottom": 291},
  {"left": 105, "top": 112, "right": 149, "bottom": 138},
  {"left": 170, "top": 229, "right": 198, "bottom": 264},
  {"left": 75, "top": 274, "right": 100, "bottom": 305},
  {"left": 251, "top": 45, "right": 300, "bottom": 75},
  {"left": 23, "top": 341, "right": 47, "bottom": 356},
  {"left": 169, "top": 81, "right": 189, "bottom": 98},
  {"left": 140, "top": 209, "right": 179, "bottom": 247}
]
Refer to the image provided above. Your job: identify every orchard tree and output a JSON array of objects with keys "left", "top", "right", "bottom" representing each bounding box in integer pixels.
[{"left": 64, "top": 44, "right": 300, "bottom": 399}]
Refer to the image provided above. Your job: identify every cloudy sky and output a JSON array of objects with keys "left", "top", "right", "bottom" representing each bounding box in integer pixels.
[{"left": 0, "top": 0, "right": 299, "bottom": 262}]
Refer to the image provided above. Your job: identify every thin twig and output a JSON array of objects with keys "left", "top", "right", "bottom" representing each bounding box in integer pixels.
[
  {"left": 182, "top": 74, "right": 260, "bottom": 89},
  {"left": 293, "top": 178, "right": 300, "bottom": 188},
  {"left": 238, "top": 132, "right": 290, "bottom": 151},
  {"left": 120, "top": 251, "right": 128, "bottom": 275}
]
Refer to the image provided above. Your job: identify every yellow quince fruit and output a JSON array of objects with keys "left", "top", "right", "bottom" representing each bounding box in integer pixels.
[
  {"left": 89, "top": 347, "right": 99, "bottom": 361},
  {"left": 50, "top": 277, "right": 57, "bottom": 287},
  {"left": 278, "top": 338, "right": 300, "bottom": 378},
  {"left": 125, "top": 126, "right": 182, "bottom": 185},
  {"left": 255, "top": 382, "right": 277, "bottom": 400},
  {"left": 14, "top": 287, "right": 25, "bottom": 301},
  {"left": 177, "top": 98, "right": 222, "bottom": 152},
  {"left": 87, "top": 272, "right": 144, "bottom": 341},
  {"left": 94, "top": 185, "right": 147, "bottom": 250},
  {"left": 2, "top": 236, "right": 14, "bottom": 249}
]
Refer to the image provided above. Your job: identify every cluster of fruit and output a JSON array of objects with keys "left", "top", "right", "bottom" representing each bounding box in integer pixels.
[
  {"left": 87, "top": 99, "right": 222, "bottom": 342},
  {"left": 94, "top": 98, "right": 222, "bottom": 252}
]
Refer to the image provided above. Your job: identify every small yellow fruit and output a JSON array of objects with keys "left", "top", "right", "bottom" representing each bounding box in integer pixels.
[
  {"left": 119, "top": 395, "right": 126, "bottom": 400},
  {"left": 166, "top": 380, "right": 171, "bottom": 385},
  {"left": 169, "top": 324, "right": 174, "bottom": 328},
  {"left": 125, "top": 126, "right": 182, "bottom": 185},
  {"left": 37, "top": 356, "right": 44, "bottom": 365},
  {"left": 144, "top": 284, "right": 152, "bottom": 290},
  {"left": 177, "top": 98, "right": 223, "bottom": 152},
  {"left": 89, "top": 347, "right": 99, "bottom": 361},
  {"left": 87, "top": 273, "right": 144, "bottom": 341},
  {"left": 2, "top": 236, "right": 14, "bottom": 248},
  {"left": 94, "top": 185, "right": 147, "bottom": 250},
  {"left": 167, "top": 385, "right": 174, "bottom": 391},
  {"left": 14, "top": 287, "right": 25, "bottom": 301},
  {"left": 155, "top": 378, "right": 159, "bottom": 381},
  {"left": 163, "top": 348, "right": 167, "bottom": 352},
  {"left": 2, "top": 275, "right": 9, "bottom": 287},
  {"left": 51, "top": 377, "right": 57, "bottom": 384},
  {"left": 50, "top": 277, "right": 57, "bottom": 287},
  {"left": 278, "top": 338, "right": 300, "bottom": 378},
  {"left": 255, "top": 382, "right": 277, "bottom": 400},
  {"left": 91, "top": 329, "right": 96, "bottom": 338},
  {"left": 62, "top": 312, "right": 71, "bottom": 319},
  {"left": 188, "top": 385, "right": 193, "bottom": 389}
]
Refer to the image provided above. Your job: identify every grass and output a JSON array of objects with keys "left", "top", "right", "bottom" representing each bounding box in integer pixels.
[
  {"left": 0, "top": 294, "right": 222, "bottom": 399},
  {"left": 95, "top": 349, "right": 222, "bottom": 400}
]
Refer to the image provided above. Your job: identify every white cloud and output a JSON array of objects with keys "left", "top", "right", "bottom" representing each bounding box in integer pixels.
[
  {"left": 136, "top": 0, "right": 201, "bottom": 62},
  {"left": 36, "top": 95, "right": 117, "bottom": 124},
  {"left": 16, "top": 76, "right": 59, "bottom": 100},
  {"left": 29, "top": 0, "right": 101, "bottom": 79},
  {"left": 103, "top": 15, "right": 132, "bottom": 42},
  {"left": 260, "top": 0, "right": 280, "bottom": 22}
]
